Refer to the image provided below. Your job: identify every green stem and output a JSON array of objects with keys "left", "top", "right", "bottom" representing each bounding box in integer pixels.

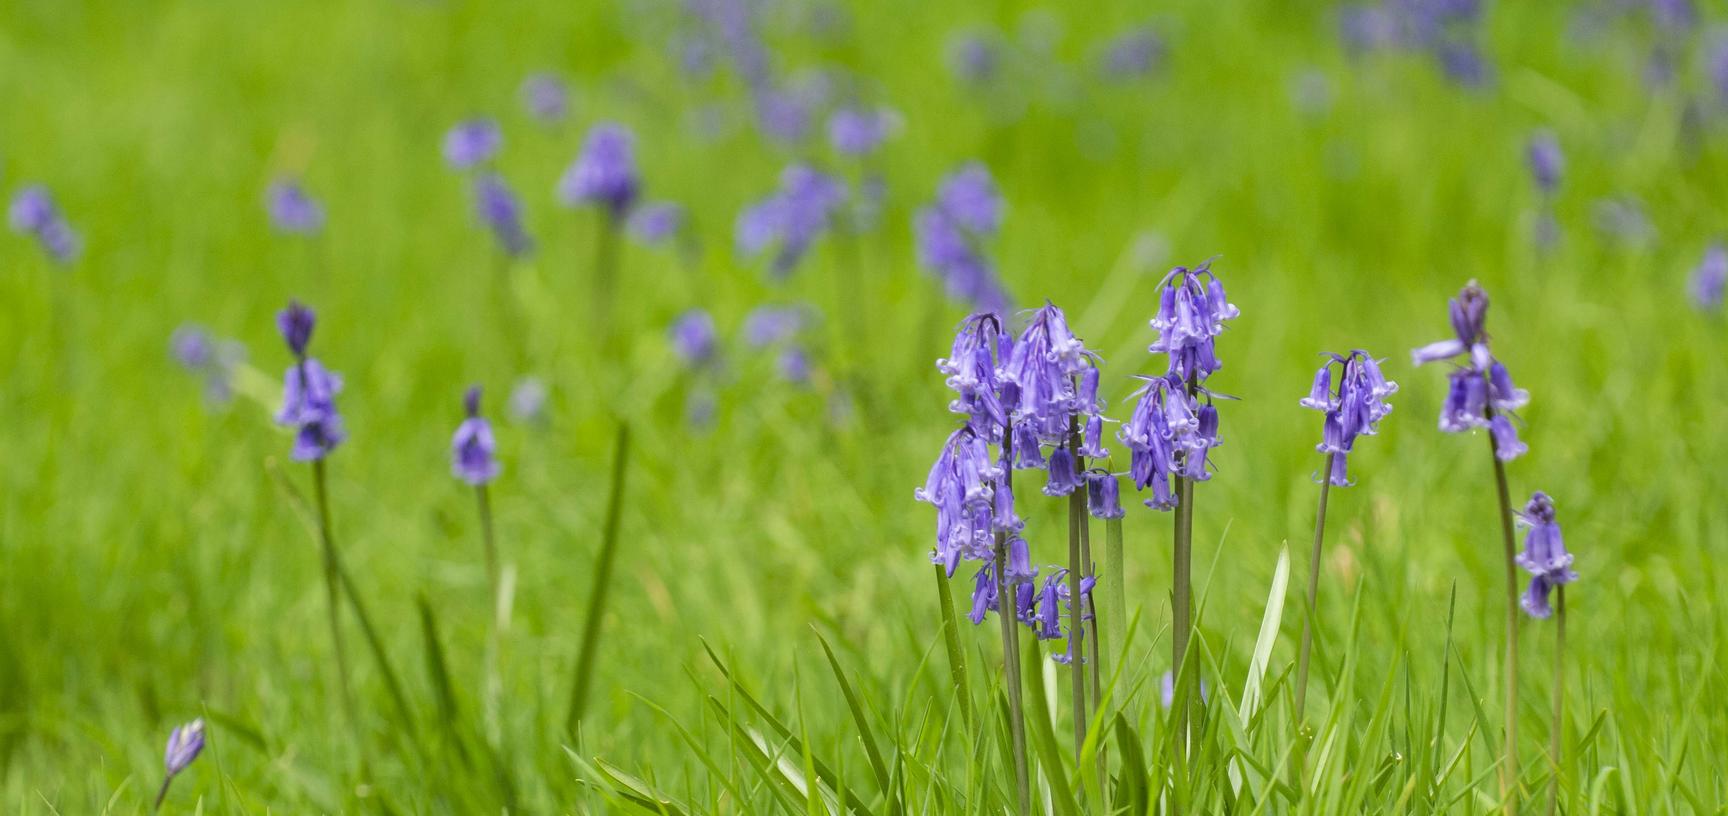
[
  {"left": 1546, "top": 586, "right": 1565, "bottom": 816},
  {"left": 312, "top": 458, "right": 356, "bottom": 731},
  {"left": 594, "top": 213, "right": 620, "bottom": 338},
  {"left": 477, "top": 485, "right": 501, "bottom": 623},
  {"left": 1488, "top": 424, "right": 1521, "bottom": 816},
  {"left": 1066, "top": 433, "right": 1088, "bottom": 760},
  {"left": 1102, "top": 514, "right": 1127, "bottom": 688},
  {"left": 934, "top": 563, "right": 973, "bottom": 730},
  {"left": 996, "top": 427, "right": 1031, "bottom": 816},
  {"left": 477, "top": 484, "right": 504, "bottom": 744},
  {"left": 1294, "top": 452, "right": 1336, "bottom": 724},
  {"left": 565, "top": 424, "right": 632, "bottom": 738}
]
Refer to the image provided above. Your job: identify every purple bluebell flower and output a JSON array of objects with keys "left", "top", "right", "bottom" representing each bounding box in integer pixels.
[
  {"left": 827, "top": 107, "right": 896, "bottom": 156},
  {"left": 521, "top": 73, "right": 569, "bottom": 123},
  {"left": 275, "top": 301, "right": 346, "bottom": 461},
  {"left": 449, "top": 387, "right": 497, "bottom": 484},
  {"left": 744, "top": 304, "right": 808, "bottom": 348},
  {"left": 1521, "top": 573, "right": 1557, "bottom": 618},
  {"left": 164, "top": 719, "right": 206, "bottom": 777},
  {"left": 508, "top": 376, "right": 548, "bottom": 425},
  {"left": 936, "top": 312, "right": 1012, "bottom": 438},
  {"left": 1527, "top": 131, "right": 1562, "bottom": 195},
  {"left": 1002, "top": 302, "right": 1098, "bottom": 447},
  {"left": 950, "top": 33, "right": 1000, "bottom": 84},
  {"left": 451, "top": 386, "right": 501, "bottom": 485},
  {"left": 1413, "top": 282, "right": 1528, "bottom": 459},
  {"left": 1300, "top": 350, "right": 1397, "bottom": 486},
  {"left": 1098, "top": 26, "right": 1164, "bottom": 80},
  {"left": 935, "top": 163, "right": 1003, "bottom": 234},
  {"left": 755, "top": 85, "right": 818, "bottom": 145},
  {"left": 777, "top": 345, "right": 810, "bottom": 383},
  {"left": 1085, "top": 470, "right": 1124, "bottom": 519},
  {"left": 1707, "top": 34, "right": 1728, "bottom": 106},
  {"left": 473, "top": 173, "right": 532, "bottom": 257},
  {"left": 1338, "top": 5, "right": 1397, "bottom": 54},
  {"left": 1691, "top": 243, "right": 1727, "bottom": 311},
  {"left": 171, "top": 324, "right": 244, "bottom": 404},
  {"left": 1043, "top": 446, "right": 1081, "bottom": 496},
  {"left": 1514, "top": 492, "right": 1577, "bottom": 588},
  {"left": 915, "top": 204, "right": 1012, "bottom": 314},
  {"left": 736, "top": 164, "right": 846, "bottom": 278},
  {"left": 915, "top": 427, "right": 1004, "bottom": 575},
  {"left": 266, "top": 179, "right": 324, "bottom": 236},
  {"left": 670, "top": 309, "right": 719, "bottom": 367},
  {"left": 967, "top": 562, "right": 997, "bottom": 624},
  {"left": 1593, "top": 197, "right": 1654, "bottom": 246},
  {"left": 1029, "top": 568, "right": 1096, "bottom": 663},
  {"left": 444, "top": 118, "right": 503, "bottom": 169},
  {"left": 1435, "top": 40, "right": 1490, "bottom": 87},
  {"left": 1147, "top": 262, "right": 1238, "bottom": 382},
  {"left": 558, "top": 124, "right": 640, "bottom": 219},
  {"left": 8, "top": 185, "right": 79, "bottom": 264},
  {"left": 628, "top": 202, "right": 684, "bottom": 246}
]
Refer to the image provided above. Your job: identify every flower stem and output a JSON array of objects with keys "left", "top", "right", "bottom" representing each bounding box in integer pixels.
[
  {"left": 153, "top": 776, "right": 172, "bottom": 811},
  {"left": 566, "top": 424, "right": 631, "bottom": 738},
  {"left": 1172, "top": 376, "right": 1200, "bottom": 761},
  {"left": 1066, "top": 432, "right": 1089, "bottom": 760},
  {"left": 1101, "top": 514, "right": 1127, "bottom": 690},
  {"left": 996, "top": 427, "right": 1031, "bottom": 816},
  {"left": 1488, "top": 426, "right": 1521, "bottom": 816},
  {"left": 477, "top": 483, "right": 504, "bottom": 744},
  {"left": 1294, "top": 452, "right": 1336, "bottom": 724},
  {"left": 594, "top": 213, "right": 620, "bottom": 338},
  {"left": 312, "top": 458, "right": 357, "bottom": 731},
  {"left": 1546, "top": 586, "right": 1565, "bottom": 816}
]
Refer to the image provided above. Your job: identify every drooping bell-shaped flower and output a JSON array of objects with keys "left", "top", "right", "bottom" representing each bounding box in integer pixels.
[
  {"left": 1085, "top": 470, "right": 1125, "bottom": 519},
  {"left": 1148, "top": 262, "right": 1238, "bottom": 382},
  {"left": 1515, "top": 491, "right": 1577, "bottom": 586},
  {"left": 736, "top": 164, "right": 847, "bottom": 279},
  {"left": 474, "top": 173, "right": 533, "bottom": 257},
  {"left": 1301, "top": 350, "right": 1396, "bottom": 486},
  {"left": 937, "top": 313, "right": 1012, "bottom": 439},
  {"left": 266, "top": 179, "right": 324, "bottom": 236},
  {"left": 452, "top": 386, "right": 501, "bottom": 486},
  {"left": 827, "top": 107, "right": 897, "bottom": 156},
  {"left": 1415, "top": 282, "right": 1528, "bottom": 458},
  {"left": 444, "top": 118, "right": 503, "bottom": 169},
  {"left": 163, "top": 718, "right": 206, "bottom": 778},
  {"left": 274, "top": 301, "right": 346, "bottom": 462},
  {"left": 558, "top": 123, "right": 640, "bottom": 219},
  {"left": 1691, "top": 243, "right": 1727, "bottom": 312},
  {"left": 1527, "top": 131, "right": 1563, "bottom": 195}
]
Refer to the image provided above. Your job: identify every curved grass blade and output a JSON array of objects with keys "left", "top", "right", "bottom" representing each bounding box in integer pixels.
[
  {"left": 1019, "top": 639, "right": 1080, "bottom": 816},
  {"left": 566, "top": 423, "right": 631, "bottom": 737},
  {"left": 932, "top": 564, "right": 973, "bottom": 730},
  {"left": 814, "top": 628, "right": 893, "bottom": 795}
]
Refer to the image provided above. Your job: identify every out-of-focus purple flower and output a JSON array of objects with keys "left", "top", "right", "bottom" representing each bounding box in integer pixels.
[
  {"left": 670, "top": 309, "right": 719, "bottom": 367},
  {"left": 521, "top": 73, "right": 569, "bottom": 123},
  {"left": 736, "top": 164, "right": 846, "bottom": 278},
  {"left": 8, "top": 185, "right": 79, "bottom": 264},
  {"left": 687, "top": 390, "right": 717, "bottom": 428},
  {"left": 950, "top": 32, "right": 1000, "bottom": 84},
  {"left": 1692, "top": 243, "right": 1727, "bottom": 311},
  {"left": 1148, "top": 261, "right": 1239, "bottom": 382},
  {"left": 444, "top": 118, "right": 503, "bottom": 169},
  {"left": 915, "top": 164, "right": 1012, "bottom": 313},
  {"left": 936, "top": 163, "right": 1003, "bottom": 234},
  {"left": 1592, "top": 197, "right": 1654, "bottom": 245},
  {"left": 827, "top": 107, "right": 896, "bottom": 156},
  {"left": 1435, "top": 40, "right": 1491, "bottom": 87},
  {"left": 473, "top": 173, "right": 532, "bottom": 257},
  {"left": 266, "top": 179, "right": 324, "bottom": 236},
  {"left": 275, "top": 301, "right": 346, "bottom": 462},
  {"left": 171, "top": 324, "right": 244, "bottom": 405},
  {"left": 164, "top": 719, "right": 206, "bottom": 778},
  {"left": 1649, "top": 0, "right": 1696, "bottom": 32},
  {"left": 1707, "top": 34, "right": 1728, "bottom": 106},
  {"left": 744, "top": 304, "right": 808, "bottom": 348},
  {"left": 1414, "top": 282, "right": 1529, "bottom": 460},
  {"left": 1338, "top": 5, "right": 1397, "bottom": 54},
  {"left": 452, "top": 385, "right": 501, "bottom": 485},
  {"left": 628, "top": 202, "right": 684, "bottom": 246},
  {"left": 508, "top": 376, "right": 548, "bottom": 425},
  {"left": 1515, "top": 491, "right": 1577, "bottom": 585},
  {"left": 1527, "top": 131, "right": 1562, "bottom": 195},
  {"left": 777, "top": 345, "right": 810, "bottom": 383},
  {"left": 1098, "top": 26, "right": 1164, "bottom": 79},
  {"left": 558, "top": 123, "right": 640, "bottom": 219},
  {"left": 1300, "top": 350, "right": 1397, "bottom": 486},
  {"left": 755, "top": 85, "right": 816, "bottom": 144}
]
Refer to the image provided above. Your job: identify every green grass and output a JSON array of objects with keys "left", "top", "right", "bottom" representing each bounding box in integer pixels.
[{"left": 4, "top": 0, "right": 1728, "bottom": 811}]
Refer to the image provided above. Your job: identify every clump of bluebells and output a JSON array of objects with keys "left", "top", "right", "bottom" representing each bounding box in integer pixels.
[
  {"left": 170, "top": 324, "right": 245, "bottom": 405},
  {"left": 1411, "top": 282, "right": 1529, "bottom": 460},
  {"left": 736, "top": 164, "right": 847, "bottom": 278},
  {"left": 914, "top": 163, "right": 1011, "bottom": 314},
  {"left": 1516, "top": 491, "right": 1578, "bottom": 618},
  {"left": 275, "top": 301, "right": 346, "bottom": 461},
  {"left": 1298, "top": 351, "right": 1397, "bottom": 486},
  {"left": 1120, "top": 262, "right": 1239, "bottom": 508},
  {"left": 743, "top": 304, "right": 814, "bottom": 385},
  {"left": 1002, "top": 302, "right": 1104, "bottom": 497},
  {"left": 8, "top": 185, "right": 80, "bottom": 264},
  {"left": 559, "top": 124, "right": 640, "bottom": 220}
]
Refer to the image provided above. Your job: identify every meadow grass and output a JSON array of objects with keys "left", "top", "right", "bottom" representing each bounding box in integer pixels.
[{"left": 3, "top": 0, "right": 1728, "bottom": 811}]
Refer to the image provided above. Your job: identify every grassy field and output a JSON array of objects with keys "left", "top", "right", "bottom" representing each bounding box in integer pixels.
[{"left": 4, "top": 0, "right": 1728, "bottom": 812}]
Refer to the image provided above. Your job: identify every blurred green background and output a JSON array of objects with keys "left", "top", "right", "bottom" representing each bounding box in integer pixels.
[{"left": 3, "top": 0, "right": 1726, "bottom": 811}]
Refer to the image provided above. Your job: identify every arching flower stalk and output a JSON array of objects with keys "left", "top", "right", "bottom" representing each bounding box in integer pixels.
[
  {"left": 1515, "top": 492, "right": 1578, "bottom": 816},
  {"left": 1293, "top": 350, "right": 1396, "bottom": 723},
  {"left": 1412, "top": 280, "right": 1530, "bottom": 811}
]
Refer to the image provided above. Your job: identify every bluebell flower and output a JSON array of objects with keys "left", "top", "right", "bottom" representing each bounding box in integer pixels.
[
  {"left": 915, "top": 203, "right": 1011, "bottom": 314},
  {"left": 1085, "top": 470, "right": 1125, "bottom": 519},
  {"left": 508, "top": 376, "right": 548, "bottom": 426},
  {"left": 452, "top": 386, "right": 501, "bottom": 485},
  {"left": 1148, "top": 262, "right": 1238, "bottom": 382},
  {"left": 937, "top": 313, "right": 1012, "bottom": 438},
  {"left": 163, "top": 719, "right": 206, "bottom": 777},
  {"left": 744, "top": 305, "right": 809, "bottom": 348},
  {"left": 1098, "top": 26, "right": 1164, "bottom": 79},
  {"left": 8, "top": 185, "right": 79, "bottom": 264},
  {"left": 1517, "top": 494, "right": 1579, "bottom": 621},
  {"left": 1002, "top": 302, "right": 1095, "bottom": 446},
  {"left": 473, "top": 173, "right": 532, "bottom": 257},
  {"left": 444, "top": 118, "right": 503, "bottom": 169},
  {"left": 628, "top": 202, "right": 684, "bottom": 246},
  {"left": 266, "top": 179, "right": 324, "bottom": 236},
  {"left": 171, "top": 324, "right": 244, "bottom": 404},
  {"left": 275, "top": 301, "right": 346, "bottom": 461},
  {"left": 736, "top": 164, "right": 846, "bottom": 278},
  {"left": 521, "top": 73, "right": 569, "bottom": 123},
  {"left": 1527, "top": 131, "right": 1563, "bottom": 195},
  {"left": 916, "top": 427, "right": 1004, "bottom": 575},
  {"left": 1300, "top": 351, "right": 1396, "bottom": 486},
  {"left": 669, "top": 309, "right": 719, "bottom": 367},
  {"left": 949, "top": 32, "right": 1000, "bottom": 84},
  {"left": 777, "top": 345, "right": 810, "bottom": 384},
  {"left": 1414, "top": 282, "right": 1528, "bottom": 459},
  {"left": 558, "top": 123, "right": 640, "bottom": 219},
  {"left": 1692, "top": 243, "right": 1726, "bottom": 311},
  {"left": 828, "top": 107, "right": 896, "bottom": 156}
]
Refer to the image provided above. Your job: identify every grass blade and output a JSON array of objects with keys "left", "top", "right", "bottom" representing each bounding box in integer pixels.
[{"left": 566, "top": 423, "right": 632, "bottom": 737}]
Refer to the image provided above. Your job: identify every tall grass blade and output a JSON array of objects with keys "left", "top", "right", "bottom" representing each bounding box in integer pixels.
[{"left": 566, "top": 423, "right": 632, "bottom": 737}]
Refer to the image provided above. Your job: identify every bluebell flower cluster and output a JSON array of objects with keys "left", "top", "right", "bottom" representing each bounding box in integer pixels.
[
  {"left": 266, "top": 179, "right": 324, "bottom": 236},
  {"left": 444, "top": 119, "right": 503, "bottom": 169},
  {"left": 1515, "top": 491, "right": 1578, "bottom": 618},
  {"left": 1001, "top": 303, "right": 1103, "bottom": 496},
  {"left": 1120, "top": 262, "right": 1238, "bottom": 509},
  {"left": 1299, "top": 350, "right": 1397, "bottom": 486},
  {"left": 736, "top": 164, "right": 846, "bottom": 278},
  {"left": 559, "top": 124, "right": 641, "bottom": 220},
  {"left": 473, "top": 173, "right": 533, "bottom": 257},
  {"left": 915, "top": 163, "right": 1011, "bottom": 314},
  {"left": 274, "top": 301, "right": 346, "bottom": 462},
  {"left": 1692, "top": 243, "right": 1726, "bottom": 312},
  {"left": 520, "top": 73, "right": 569, "bottom": 123},
  {"left": 452, "top": 386, "right": 501, "bottom": 486},
  {"left": 1411, "top": 282, "right": 1529, "bottom": 461},
  {"left": 171, "top": 324, "right": 245, "bottom": 405}
]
